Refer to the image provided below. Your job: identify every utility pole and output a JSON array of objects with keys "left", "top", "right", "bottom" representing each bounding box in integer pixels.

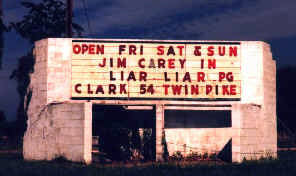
[
  {"left": 66, "top": 0, "right": 73, "bottom": 38},
  {"left": 0, "top": 0, "right": 3, "bottom": 69},
  {"left": 0, "top": 0, "right": 2, "bottom": 17}
]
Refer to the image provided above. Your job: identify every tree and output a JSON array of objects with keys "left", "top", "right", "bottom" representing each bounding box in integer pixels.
[
  {"left": 0, "top": 110, "right": 6, "bottom": 124},
  {"left": 11, "top": 0, "right": 83, "bottom": 43},
  {"left": 10, "top": 0, "right": 84, "bottom": 137},
  {"left": 0, "top": 110, "right": 6, "bottom": 137}
]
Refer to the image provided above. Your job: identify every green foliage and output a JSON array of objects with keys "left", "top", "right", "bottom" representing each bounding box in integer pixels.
[
  {"left": 98, "top": 128, "right": 131, "bottom": 161},
  {"left": 0, "top": 110, "right": 6, "bottom": 123},
  {"left": 202, "top": 152, "right": 209, "bottom": 160},
  {"left": 0, "top": 151, "right": 296, "bottom": 176},
  {"left": 169, "top": 151, "right": 184, "bottom": 161},
  {"left": 209, "top": 153, "right": 217, "bottom": 160},
  {"left": 184, "top": 152, "right": 201, "bottom": 161},
  {"left": 9, "top": 51, "right": 34, "bottom": 138},
  {"left": 168, "top": 151, "right": 218, "bottom": 162},
  {"left": 10, "top": 0, "right": 83, "bottom": 44},
  {"left": 96, "top": 128, "right": 155, "bottom": 162},
  {"left": 9, "top": 0, "right": 84, "bottom": 139},
  {"left": 53, "top": 156, "right": 75, "bottom": 164},
  {"left": 130, "top": 129, "right": 141, "bottom": 151},
  {"left": 0, "top": 110, "right": 7, "bottom": 137},
  {"left": 142, "top": 129, "right": 155, "bottom": 161}
]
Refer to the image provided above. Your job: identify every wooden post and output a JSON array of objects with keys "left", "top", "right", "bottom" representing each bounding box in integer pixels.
[
  {"left": 66, "top": 0, "right": 73, "bottom": 37},
  {"left": 156, "top": 104, "right": 164, "bottom": 161},
  {"left": 0, "top": 0, "right": 2, "bottom": 16},
  {"left": 0, "top": 0, "right": 3, "bottom": 69}
]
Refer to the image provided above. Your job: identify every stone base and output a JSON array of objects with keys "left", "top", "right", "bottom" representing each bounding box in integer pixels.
[{"left": 23, "top": 102, "right": 92, "bottom": 164}]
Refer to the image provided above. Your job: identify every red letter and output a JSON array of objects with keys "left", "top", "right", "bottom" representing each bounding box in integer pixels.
[
  {"left": 222, "top": 85, "right": 230, "bottom": 95},
  {"left": 191, "top": 85, "right": 199, "bottom": 95},
  {"left": 219, "top": 72, "right": 225, "bottom": 82},
  {"left": 197, "top": 72, "right": 205, "bottom": 82},
  {"left": 218, "top": 46, "right": 225, "bottom": 56},
  {"left": 226, "top": 72, "right": 234, "bottom": 82},
  {"left": 229, "top": 46, "right": 237, "bottom": 56},
  {"left": 207, "top": 46, "right": 214, "bottom": 56},
  {"left": 73, "top": 44, "right": 81, "bottom": 54},
  {"left": 163, "top": 84, "right": 170, "bottom": 95},
  {"left": 98, "top": 58, "right": 106, "bottom": 67},
  {"left": 117, "top": 58, "right": 126, "bottom": 68},
  {"left": 230, "top": 85, "right": 236, "bottom": 95},
  {"left": 89, "top": 44, "right": 95, "bottom": 54},
  {"left": 82, "top": 44, "right": 88, "bottom": 54},
  {"left": 168, "top": 59, "right": 175, "bottom": 69},
  {"left": 177, "top": 46, "right": 184, "bottom": 56},
  {"left": 206, "top": 85, "right": 212, "bottom": 95},
  {"left": 171, "top": 85, "right": 182, "bottom": 95},
  {"left": 208, "top": 59, "right": 216, "bottom": 69},
  {"left": 96, "top": 45, "right": 104, "bottom": 54},
  {"left": 157, "top": 46, "right": 164, "bottom": 55},
  {"left": 120, "top": 84, "right": 127, "bottom": 94}
]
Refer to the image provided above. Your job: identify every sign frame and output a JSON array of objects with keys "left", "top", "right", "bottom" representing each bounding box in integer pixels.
[{"left": 71, "top": 39, "right": 241, "bottom": 101}]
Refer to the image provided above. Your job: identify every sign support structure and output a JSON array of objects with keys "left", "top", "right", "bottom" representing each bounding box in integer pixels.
[{"left": 23, "top": 38, "right": 277, "bottom": 164}]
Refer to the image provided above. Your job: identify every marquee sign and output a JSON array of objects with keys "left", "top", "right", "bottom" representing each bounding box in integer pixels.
[{"left": 71, "top": 40, "right": 241, "bottom": 100}]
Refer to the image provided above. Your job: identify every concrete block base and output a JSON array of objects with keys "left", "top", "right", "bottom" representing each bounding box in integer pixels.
[{"left": 23, "top": 102, "right": 92, "bottom": 164}]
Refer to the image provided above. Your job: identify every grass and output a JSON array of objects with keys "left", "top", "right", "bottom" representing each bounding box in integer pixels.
[{"left": 0, "top": 151, "right": 296, "bottom": 176}]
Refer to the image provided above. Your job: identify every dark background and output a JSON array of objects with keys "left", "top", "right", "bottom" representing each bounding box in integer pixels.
[{"left": 0, "top": 0, "right": 295, "bottom": 134}]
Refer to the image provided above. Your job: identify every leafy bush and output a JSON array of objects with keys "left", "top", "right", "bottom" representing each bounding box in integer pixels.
[
  {"left": 168, "top": 151, "right": 184, "bottom": 161},
  {"left": 184, "top": 152, "right": 201, "bottom": 161}
]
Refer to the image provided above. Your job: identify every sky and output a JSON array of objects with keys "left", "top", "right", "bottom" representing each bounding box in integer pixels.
[{"left": 0, "top": 0, "right": 296, "bottom": 121}]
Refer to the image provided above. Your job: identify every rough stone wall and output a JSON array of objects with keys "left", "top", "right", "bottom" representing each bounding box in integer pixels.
[
  {"left": 262, "top": 43, "right": 277, "bottom": 157},
  {"left": 24, "top": 39, "right": 92, "bottom": 164},
  {"left": 231, "top": 42, "right": 277, "bottom": 162},
  {"left": 232, "top": 104, "right": 263, "bottom": 161},
  {"left": 240, "top": 42, "right": 264, "bottom": 104},
  {"left": 23, "top": 39, "right": 49, "bottom": 160},
  {"left": 23, "top": 102, "right": 92, "bottom": 164},
  {"left": 47, "top": 38, "right": 72, "bottom": 103}
]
